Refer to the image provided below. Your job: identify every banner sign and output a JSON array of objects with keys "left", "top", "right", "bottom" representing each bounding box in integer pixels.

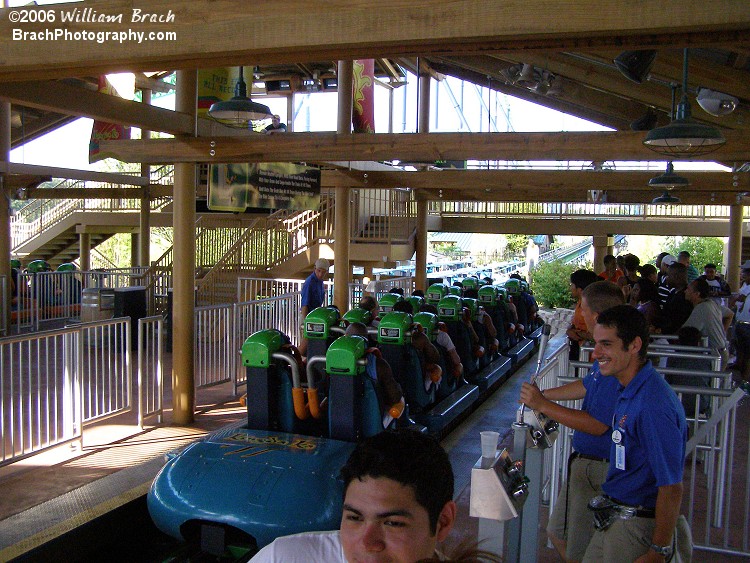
[
  {"left": 352, "top": 59, "right": 375, "bottom": 133},
  {"left": 89, "top": 75, "right": 131, "bottom": 163},
  {"left": 208, "top": 163, "right": 321, "bottom": 212},
  {"left": 198, "top": 67, "right": 235, "bottom": 118}
]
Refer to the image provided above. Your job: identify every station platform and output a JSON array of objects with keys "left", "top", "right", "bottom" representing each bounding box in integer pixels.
[{"left": 0, "top": 341, "right": 747, "bottom": 562}]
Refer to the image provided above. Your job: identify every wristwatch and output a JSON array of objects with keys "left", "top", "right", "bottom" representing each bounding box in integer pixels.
[{"left": 649, "top": 543, "right": 673, "bottom": 558}]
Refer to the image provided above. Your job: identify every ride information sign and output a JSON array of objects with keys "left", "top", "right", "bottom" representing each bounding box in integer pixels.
[{"left": 208, "top": 162, "right": 321, "bottom": 212}]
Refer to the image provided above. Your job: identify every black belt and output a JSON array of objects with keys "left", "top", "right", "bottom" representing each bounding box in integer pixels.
[
  {"left": 605, "top": 495, "right": 656, "bottom": 518},
  {"left": 571, "top": 451, "right": 608, "bottom": 463}
]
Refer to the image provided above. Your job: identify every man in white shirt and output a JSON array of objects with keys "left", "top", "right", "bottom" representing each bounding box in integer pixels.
[
  {"left": 730, "top": 261, "right": 750, "bottom": 378},
  {"left": 251, "top": 430, "right": 458, "bottom": 563}
]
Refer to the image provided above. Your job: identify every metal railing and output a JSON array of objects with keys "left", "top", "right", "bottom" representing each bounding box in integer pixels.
[
  {"left": 137, "top": 316, "right": 164, "bottom": 427},
  {"left": 194, "top": 303, "right": 234, "bottom": 390},
  {"left": 433, "top": 200, "right": 740, "bottom": 221},
  {"left": 0, "top": 317, "right": 132, "bottom": 467},
  {"left": 544, "top": 343, "right": 748, "bottom": 558}
]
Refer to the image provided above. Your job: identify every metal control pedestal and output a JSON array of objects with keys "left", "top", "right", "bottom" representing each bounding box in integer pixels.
[{"left": 469, "top": 447, "right": 529, "bottom": 559}]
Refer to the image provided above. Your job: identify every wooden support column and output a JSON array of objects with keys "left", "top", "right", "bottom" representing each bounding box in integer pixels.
[
  {"left": 172, "top": 70, "right": 197, "bottom": 425},
  {"left": 727, "top": 203, "right": 744, "bottom": 290},
  {"left": 593, "top": 235, "right": 613, "bottom": 274},
  {"left": 334, "top": 60, "right": 353, "bottom": 312},
  {"left": 416, "top": 200, "right": 428, "bottom": 292},
  {"left": 0, "top": 101, "right": 10, "bottom": 332},
  {"left": 79, "top": 233, "right": 91, "bottom": 272},
  {"left": 414, "top": 66, "right": 430, "bottom": 292},
  {"left": 139, "top": 88, "right": 151, "bottom": 268}
]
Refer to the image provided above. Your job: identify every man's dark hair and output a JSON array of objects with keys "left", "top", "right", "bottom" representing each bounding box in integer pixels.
[
  {"left": 704, "top": 263, "right": 716, "bottom": 270},
  {"left": 412, "top": 289, "right": 425, "bottom": 298},
  {"left": 596, "top": 305, "right": 650, "bottom": 360},
  {"left": 691, "top": 278, "right": 710, "bottom": 299},
  {"left": 582, "top": 281, "right": 625, "bottom": 313},
  {"left": 623, "top": 253, "right": 640, "bottom": 273},
  {"left": 389, "top": 287, "right": 405, "bottom": 296},
  {"left": 667, "top": 263, "right": 688, "bottom": 288},
  {"left": 345, "top": 321, "right": 369, "bottom": 338},
  {"left": 655, "top": 252, "right": 669, "bottom": 267},
  {"left": 570, "top": 269, "right": 600, "bottom": 290},
  {"left": 603, "top": 254, "right": 616, "bottom": 266},
  {"left": 463, "top": 288, "right": 479, "bottom": 299},
  {"left": 420, "top": 303, "right": 439, "bottom": 315},
  {"left": 340, "top": 429, "right": 454, "bottom": 535},
  {"left": 392, "top": 299, "right": 414, "bottom": 314},
  {"left": 676, "top": 325, "right": 703, "bottom": 347},
  {"left": 359, "top": 295, "right": 378, "bottom": 312},
  {"left": 678, "top": 251, "right": 691, "bottom": 260},
  {"left": 634, "top": 279, "right": 659, "bottom": 303}
]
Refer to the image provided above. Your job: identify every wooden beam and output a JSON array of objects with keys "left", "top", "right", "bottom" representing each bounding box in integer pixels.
[
  {"left": 347, "top": 169, "right": 743, "bottom": 193},
  {"left": 26, "top": 188, "right": 144, "bottom": 199},
  {"left": 0, "top": 1, "right": 749, "bottom": 81},
  {"left": 97, "top": 131, "right": 750, "bottom": 164},
  {"left": 1, "top": 162, "right": 149, "bottom": 185},
  {"left": 0, "top": 80, "right": 194, "bottom": 135}
]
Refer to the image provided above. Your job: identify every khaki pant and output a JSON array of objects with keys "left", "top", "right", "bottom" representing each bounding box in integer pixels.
[{"left": 583, "top": 514, "right": 692, "bottom": 563}]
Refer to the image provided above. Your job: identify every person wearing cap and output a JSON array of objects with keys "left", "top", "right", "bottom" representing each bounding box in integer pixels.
[
  {"left": 657, "top": 254, "right": 677, "bottom": 308},
  {"left": 729, "top": 260, "right": 750, "bottom": 378},
  {"left": 299, "top": 258, "right": 330, "bottom": 354}
]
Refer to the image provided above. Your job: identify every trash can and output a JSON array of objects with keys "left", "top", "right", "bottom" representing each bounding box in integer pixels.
[
  {"left": 81, "top": 288, "right": 115, "bottom": 347},
  {"left": 114, "top": 286, "right": 147, "bottom": 349},
  {"left": 81, "top": 287, "right": 115, "bottom": 322}
]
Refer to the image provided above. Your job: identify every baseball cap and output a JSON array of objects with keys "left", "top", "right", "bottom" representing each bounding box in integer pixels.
[
  {"left": 740, "top": 259, "right": 750, "bottom": 270},
  {"left": 315, "top": 258, "right": 330, "bottom": 270},
  {"left": 661, "top": 254, "right": 677, "bottom": 267}
]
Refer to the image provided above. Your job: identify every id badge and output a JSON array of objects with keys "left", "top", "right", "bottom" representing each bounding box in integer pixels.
[{"left": 615, "top": 444, "right": 625, "bottom": 470}]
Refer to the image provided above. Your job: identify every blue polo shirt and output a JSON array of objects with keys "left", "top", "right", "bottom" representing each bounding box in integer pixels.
[
  {"left": 602, "top": 361, "right": 687, "bottom": 508},
  {"left": 301, "top": 271, "right": 325, "bottom": 310},
  {"left": 571, "top": 361, "right": 620, "bottom": 460}
]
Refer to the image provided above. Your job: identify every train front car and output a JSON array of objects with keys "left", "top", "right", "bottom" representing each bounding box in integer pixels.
[
  {"left": 147, "top": 426, "right": 354, "bottom": 552},
  {"left": 147, "top": 323, "right": 385, "bottom": 556}
]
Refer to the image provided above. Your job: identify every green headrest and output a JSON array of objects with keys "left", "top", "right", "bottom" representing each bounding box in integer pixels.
[
  {"left": 10, "top": 259, "right": 21, "bottom": 270},
  {"left": 461, "top": 277, "right": 479, "bottom": 290},
  {"left": 463, "top": 297, "right": 479, "bottom": 321},
  {"left": 304, "top": 306, "right": 341, "bottom": 339},
  {"left": 57, "top": 263, "right": 77, "bottom": 272},
  {"left": 426, "top": 283, "right": 448, "bottom": 304},
  {"left": 496, "top": 286, "right": 508, "bottom": 302},
  {"left": 503, "top": 279, "right": 521, "bottom": 295},
  {"left": 407, "top": 295, "right": 423, "bottom": 314},
  {"left": 519, "top": 280, "right": 529, "bottom": 292},
  {"left": 378, "top": 293, "right": 403, "bottom": 314},
  {"left": 447, "top": 285, "right": 461, "bottom": 296},
  {"left": 241, "top": 329, "right": 283, "bottom": 368},
  {"left": 413, "top": 311, "right": 438, "bottom": 341},
  {"left": 377, "top": 311, "right": 413, "bottom": 345},
  {"left": 478, "top": 285, "right": 499, "bottom": 306},
  {"left": 342, "top": 308, "right": 372, "bottom": 327},
  {"left": 437, "top": 295, "right": 462, "bottom": 322},
  {"left": 326, "top": 335, "right": 367, "bottom": 375},
  {"left": 27, "top": 260, "right": 50, "bottom": 273}
]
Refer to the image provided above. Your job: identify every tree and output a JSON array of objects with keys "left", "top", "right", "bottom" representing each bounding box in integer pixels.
[
  {"left": 664, "top": 236, "right": 726, "bottom": 271},
  {"left": 530, "top": 259, "right": 577, "bottom": 309},
  {"left": 505, "top": 234, "right": 528, "bottom": 257}
]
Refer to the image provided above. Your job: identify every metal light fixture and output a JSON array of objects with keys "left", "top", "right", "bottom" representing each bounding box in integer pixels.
[
  {"left": 643, "top": 49, "right": 726, "bottom": 157},
  {"left": 208, "top": 66, "right": 273, "bottom": 128},
  {"left": 651, "top": 191, "right": 681, "bottom": 204},
  {"left": 648, "top": 162, "right": 689, "bottom": 189},
  {"left": 696, "top": 88, "right": 739, "bottom": 117},
  {"left": 614, "top": 50, "right": 656, "bottom": 84}
]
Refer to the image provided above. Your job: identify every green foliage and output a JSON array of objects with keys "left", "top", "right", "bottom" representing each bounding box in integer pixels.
[
  {"left": 530, "top": 259, "right": 577, "bottom": 309},
  {"left": 663, "top": 236, "right": 726, "bottom": 271},
  {"left": 433, "top": 242, "right": 463, "bottom": 258},
  {"left": 505, "top": 234, "right": 528, "bottom": 256}
]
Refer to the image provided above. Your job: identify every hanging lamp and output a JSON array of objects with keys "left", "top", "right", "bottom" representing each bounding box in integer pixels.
[
  {"left": 208, "top": 66, "right": 272, "bottom": 128},
  {"left": 643, "top": 49, "right": 725, "bottom": 157}
]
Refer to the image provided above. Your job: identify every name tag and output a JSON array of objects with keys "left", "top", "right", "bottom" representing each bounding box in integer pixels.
[{"left": 615, "top": 444, "right": 625, "bottom": 470}]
